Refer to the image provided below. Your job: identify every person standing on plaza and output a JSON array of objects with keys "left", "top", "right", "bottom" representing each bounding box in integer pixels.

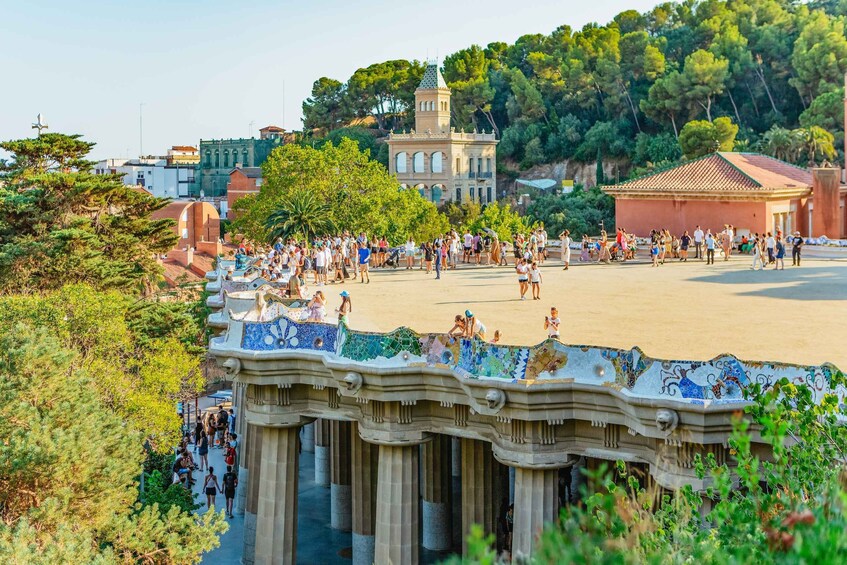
[
  {"left": 560, "top": 229, "right": 572, "bottom": 270},
  {"left": 222, "top": 465, "right": 238, "bottom": 519},
  {"left": 515, "top": 258, "right": 529, "bottom": 300},
  {"left": 774, "top": 236, "right": 786, "bottom": 270},
  {"left": 679, "top": 230, "right": 691, "bottom": 261},
  {"left": 766, "top": 232, "right": 776, "bottom": 264},
  {"left": 693, "top": 225, "right": 704, "bottom": 259},
  {"left": 529, "top": 261, "right": 542, "bottom": 300},
  {"left": 424, "top": 242, "right": 434, "bottom": 274},
  {"left": 204, "top": 466, "right": 221, "bottom": 509},
  {"left": 650, "top": 237, "right": 660, "bottom": 267},
  {"left": 357, "top": 242, "right": 371, "bottom": 284},
  {"left": 791, "top": 231, "right": 804, "bottom": 266},
  {"left": 544, "top": 307, "right": 561, "bottom": 340},
  {"left": 463, "top": 229, "right": 473, "bottom": 263},
  {"left": 434, "top": 242, "right": 443, "bottom": 280},
  {"left": 197, "top": 430, "right": 209, "bottom": 472},
  {"left": 705, "top": 230, "right": 716, "bottom": 265}
]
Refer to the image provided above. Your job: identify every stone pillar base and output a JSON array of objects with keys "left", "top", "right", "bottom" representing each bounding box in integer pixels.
[
  {"left": 315, "top": 445, "right": 330, "bottom": 487},
  {"left": 235, "top": 467, "right": 249, "bottom": 517},
  {"left": 512, "top": 467, "right": 558, "bottom": 562},
  {"left": 331, "top": 483, "right": 352, "bottom": 531},
  {"left": 242, "top": 511, "right": 256, "bottom": 565},
  {"left": 352, "top": 533, "right": 375, "bottom": 565},
  {"left": 422, "top": 500, "right": 452, "bottom": 551}
]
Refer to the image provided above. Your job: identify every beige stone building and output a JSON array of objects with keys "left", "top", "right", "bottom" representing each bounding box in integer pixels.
[{"left": 388, "top": 63, "right": 498, "bottom": 205}]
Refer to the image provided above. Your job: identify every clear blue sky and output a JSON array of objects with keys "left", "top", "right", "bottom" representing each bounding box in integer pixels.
[{"left": 0, "top": 0, "right": 660, "bottom": 159}]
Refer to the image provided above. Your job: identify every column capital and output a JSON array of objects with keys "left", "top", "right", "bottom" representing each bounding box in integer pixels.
[
  {"left": 493, "top": 443, "right": 579, "bottom": 470},
  {"left": 357, "top": 425, "right": 432, "bottom": 447},
  {"left": 246, "top": 412, "right": 315, "bottom": 429}
]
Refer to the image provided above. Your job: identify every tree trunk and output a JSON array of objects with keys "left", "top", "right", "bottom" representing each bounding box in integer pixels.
[
  {"left": 744, "top": 80, "right": 760, "bottom": 117},
  {"left": 621, "top": 82, "right": 642, "bottom": 133},
  {"left": 754, "top": 64, "right": 778, "bottom": 115},
  {"left": 727, "top": 90, "right": 741, "bottom": 124},
  {"left": 670, "top": 114, "right": 679, "bottom": 139},
  {"left": 479, "top": 108, "right": 500, "bottom": 137}
]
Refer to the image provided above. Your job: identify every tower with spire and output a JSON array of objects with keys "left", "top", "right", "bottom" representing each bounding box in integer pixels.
[{"left": 387, "top": 61, "right": 499, "bottom": 206}]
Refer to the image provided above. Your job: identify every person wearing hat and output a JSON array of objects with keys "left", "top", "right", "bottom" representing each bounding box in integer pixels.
[
  {"left": 790, "top": 231, "right": 804, "bottom": 266},
  {"left": 225, "top": 265, "right": 234, "bottom": 281},
  {"left": 463, "top": 310, "right": 487, "bottom": 341},
  {"left": 337, "top": 290, "right": 352, "bottom": 325}
]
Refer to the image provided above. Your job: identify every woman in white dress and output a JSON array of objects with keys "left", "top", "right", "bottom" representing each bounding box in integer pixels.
[{"left": 559, "top": 229, "right": 572, "bottom": 270}]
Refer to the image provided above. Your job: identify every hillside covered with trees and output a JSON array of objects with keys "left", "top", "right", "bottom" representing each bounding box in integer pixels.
[{"left": 302, "top": 0, "right": 847, "bottom": 175}]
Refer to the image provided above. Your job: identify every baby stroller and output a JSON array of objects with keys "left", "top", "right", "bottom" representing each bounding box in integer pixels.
[{"left": 383, "top": 247, "right": 402, "bottom": 268}]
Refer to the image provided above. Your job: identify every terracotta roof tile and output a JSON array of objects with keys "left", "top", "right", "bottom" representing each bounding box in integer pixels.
[{"left": 605, "top": 153, "right": 812, "bottom": 194}]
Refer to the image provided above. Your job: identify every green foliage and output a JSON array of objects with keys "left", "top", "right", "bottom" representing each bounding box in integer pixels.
[
  {"left": 0, "top": 133, "right": 178, "bottom": 295},
  {"left": 265, "top": 189, "right": 336, "bottom": 243},
  {"left": 525, "top": 187, "right": 615, "bottom": 237},
  {"left": 679, "top": 117, "right": 739, "bottom": 158},
  {"left": 455, "top": 376, "right": 847, "bottom": 564},
  {"left": 0, "top": 285, "right": 204, "bottom": 451},
  {"left": 304, "top": 2, "right": 847, "bottom": 170},
  {"left": 465, "top": 201, "right": 533, "bottom": 241},
  {"left": 232, "top": 139, "right": 447, "bottom": 245},
  {"left": 0, "top": 324, "right": 226, "bottom": 563}
]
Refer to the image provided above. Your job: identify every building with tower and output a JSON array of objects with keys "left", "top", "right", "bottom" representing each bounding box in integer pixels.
[{"left": 387, "top": 63, "right": 498, "bottom": 205}]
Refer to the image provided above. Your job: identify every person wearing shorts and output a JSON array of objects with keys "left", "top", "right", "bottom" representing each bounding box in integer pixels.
[
  {"left": 204, "top": 467, "right": 221, "bottom": 509},
  {"left": 222, "top": 465, "right": 238, "bottom": 519},
  {"left": 357, "top": 242, "right": 371, "bottom": 283}
]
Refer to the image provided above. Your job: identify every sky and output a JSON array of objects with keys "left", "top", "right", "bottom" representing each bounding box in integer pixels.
[{"left": 0, "top": 0, "right": 660, "bottom": 160}]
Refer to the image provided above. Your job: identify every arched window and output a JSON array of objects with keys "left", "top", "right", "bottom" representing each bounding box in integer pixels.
[
  {"left": 455, "top": 187, "right": 462, "bottom": 203},
  {"left": 431, "top": 184, "right": 444, "bottom": 203},
  {"left": 414, "top": 183, "right": 427, "bottom": 198},
  {"left": 224, "top": 150, "right": 229, "bottom": 168},
  {"left": 395, "top": 152, "right": 407, "bottom": 173},
  {"left": 214, "top": 151, "right": 220, "bottom": 168},
  {"left": 243, "top": 150, "right": 249, "bottom": 167},
  {"left": 205, "top": 150, "right": 211, "bottom": 167},
  {"left": 431, "top": 152, "right": 443, "bottom": 173},
  {"left": 420, "top": 101, "right": 425, "bottom": 111},
  {"left": 413, "top": 152, "right": 425, "bottom": 173}
]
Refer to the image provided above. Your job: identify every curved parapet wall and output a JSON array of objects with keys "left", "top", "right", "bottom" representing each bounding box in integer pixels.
[{"left": 230, "top": 314, "right": 844, "bottom": 407}]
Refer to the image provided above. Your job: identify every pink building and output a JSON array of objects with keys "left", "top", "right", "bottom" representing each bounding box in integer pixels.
[{"left": 604, "top": 152, "right": 847, "bottom": 238}]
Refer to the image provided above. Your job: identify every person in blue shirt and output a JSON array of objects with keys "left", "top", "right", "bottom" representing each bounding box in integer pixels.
[{"left": 357, "top": 242, "right": 371, "bottom": 284}]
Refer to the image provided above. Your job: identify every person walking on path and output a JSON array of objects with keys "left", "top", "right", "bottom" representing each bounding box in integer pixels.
[
  {"left": 693, "top": 225, "right": 704, "bottom": 259},
  {"left": 774, "top": 236, "right": 786, "bottom": 270},
  {"left": 560, "top": 230, "right": 572, "bottom": 270},
  {"left": 791, "top": 231, "right": 804, "bottom": 266},
  {"left": 529, "top": 261, "right": 542, "bottom": 300},
  {"left": 222, "top": 465, "right": 238, "bottom": 519},
  {"left": 197, "top": 430, "right": 209, "bottom": 472},
  {"left": 204, "top": 467, "right": 221, "bottom": 509},
  {"left": 766, "top": 232, "right": 775, "bottom": 264},
  {"left": 357, "top": 242, "right": 371, "bottom": 283},
  {"left": 544, "top": 307, "right": 561, "bottom": 340},
  {"left": 705, "top": 231, "right": 716, "bottom": 265},
  {"left": 751, "top": 237, "right": 765, "bottom": 270}
]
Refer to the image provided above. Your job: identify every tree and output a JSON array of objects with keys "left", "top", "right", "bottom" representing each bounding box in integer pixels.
[
  {"left": 347, "top": 60, "right": 425, "bottom": 131},
  {"left": 0, "top": 134, "right": 178, "bottom": 295},
  {"left": 789, "top": 10, "right": 847, "bottom": 105},
  {"left": 761, "top": 124, "right": 802, "bottom": 163},
  {"left": 302, "top": 77, "right": 351, "bottom": 132},
  {"left": 265, "top": 189, "right": 336, "bottom": 244},
  {"left": 525, "top": 187, "right": 615, "bottom": 237},
  {"left": 679, "top": 117, "right": 739, "bottom": 158},
  {"left": 0, "top": 323, "right": 227, "bottom": 563},
  {"left": 465, "top": 201, "right": 533, "bottom": 241},
  {"left": 680, "top": 49, "right": 730, "bottom": 122},
  {"left": 232, "top": 139, "right": 447, "bottom": 245},
  {"left": 641, "top": 72, "right": 686, "bottom": 137},
  {"left": 794, "top": 125, "right": 836, "bottom": 166}
]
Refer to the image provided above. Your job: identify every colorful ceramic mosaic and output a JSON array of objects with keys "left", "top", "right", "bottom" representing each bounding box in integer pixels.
[{"left": 241, "top": 316, "right": 336, "bottom": 353}]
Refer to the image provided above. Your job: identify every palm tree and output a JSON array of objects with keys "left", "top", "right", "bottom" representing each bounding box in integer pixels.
[
  {"left": 265, "top": 189, "right": 335, "bottom": 244},
  {"left": 794, "top": 126, "right": 836, "bottom": 167},
  {"left": 761, "top": 125, "right": 799, "bottom": 163}
]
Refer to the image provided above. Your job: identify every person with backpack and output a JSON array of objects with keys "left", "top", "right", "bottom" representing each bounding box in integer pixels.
[
  {"left": 222, "top": 465, "right": 238, "bottom": 519},
  {"left": 197, "top": 430, "right": 209, "bottom": 472}
]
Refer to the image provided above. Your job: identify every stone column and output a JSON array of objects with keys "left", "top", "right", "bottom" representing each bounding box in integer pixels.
[
  {"left": 255, "top": 426, "right": 301, "bottom": 565},
  {"left": 451, "top": 437, "right": 462, "bottom": 550},
  {"left": 330, "top": 420, "right": 352, "bottom": 531},
  {"left": 460, "top": 438, "right": 495, "bottom": 554},
  {"left": 374, "top": 444, "right": 420, "bottom": 565},
  {"left": 314, "top": 418, "right": 330, "bottom": 487},
  {"left": 234, "top": 422, "right": 255, "bottom": 517},
  {"left": 242, "top": 425, "right": 263, "bottom": 564},
  {"left": 351, "top": 425, "right": 379, "bottom": 565},
  {"left": 511, "top": 467, "right": 558, "bottom": 562},
  {"left": 301, "top": 421, "right": 315, "bottom": 453},
  {"left": 422, "top": 434, "right": 452, "bottom": 551}
]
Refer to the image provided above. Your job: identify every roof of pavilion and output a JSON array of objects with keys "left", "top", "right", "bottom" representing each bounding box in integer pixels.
[
  {"left": 604, "top": 152, "right": 812, "bottom": 196},
  {"left": 417, "top": 63, "right": 448, "bottom": 90}
]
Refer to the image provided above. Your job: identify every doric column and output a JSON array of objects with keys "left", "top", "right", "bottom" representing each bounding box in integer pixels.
[
  {"left": 255, "top": 426, "right": 301, "bottom": 565},
  {"left": 451, "top": 437, "right": 462, "bottom": 549},
  {"left": 331, "top": 420, "right": 352, "bottom": 531},
  {"left": 314, "top": 418, "right": 330, "bottom": 487},
  {"left": 374, "top": 444, "right": 420, "bottom": 565},
  {"left": 234, "top": 422, "right": 255, "bottom": 517},
  {"left": 422, "top": 434, "right": 452, "bottom": 551},
  {"left": 242, "top": 424, "right": 263, "bottom": 564},
  {"left": 351, "top": 425, "right": 378, "bottom": 565},
  {"left": 460, "top": 438, "right": 495, "bottom": 554},
  {"left": 511, "top": 467, "right": 558, "bottom": 562},
  {"left": 301, "top": 421, "right": 315, "bottom": 453}
]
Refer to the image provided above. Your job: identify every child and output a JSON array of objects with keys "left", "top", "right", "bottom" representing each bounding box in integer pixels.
[
  {"left": 529, "top": 261, "right": 542, "bottom": 300},
  {"left": 651, "top": 240, "right": 660, "bottom": 267},
  {"left": 544, "top": 307, "right": 561, "bottom": 340}
]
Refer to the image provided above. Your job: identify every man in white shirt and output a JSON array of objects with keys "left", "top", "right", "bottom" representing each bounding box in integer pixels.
[
  {"left": 314, "top": 244, "right": 326, "bottom": 285},
  {"left": 766, "top": 232, "right": 776, "bottom": 264},
  {"left": 463, "top": 231, "right": 473, "bottom": 264},
  {"left": 693, "top": 225, "right": 704, "bottom": 260}
]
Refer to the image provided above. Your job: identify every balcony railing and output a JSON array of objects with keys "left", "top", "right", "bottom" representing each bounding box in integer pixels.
[{"left": 463, "top": 172, "right": 493, "bottom": 180}]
